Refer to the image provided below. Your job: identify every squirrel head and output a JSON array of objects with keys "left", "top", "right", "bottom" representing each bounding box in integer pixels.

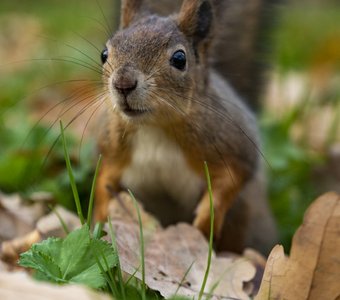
[{"left": 102, "top": 0, "right": 214, "bottom": 124}]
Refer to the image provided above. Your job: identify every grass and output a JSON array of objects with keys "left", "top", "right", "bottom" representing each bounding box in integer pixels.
[
  {"left": 198, "top": 163, "right": 215, "bottom": 300},
  {"left": 87, "top": 154, "right": 103, "bottom": 227},
  {"left": 261, "top": 109, "right": 322, "bottom": 248},
  {"left": 262, "top": 2, "right": 340, "bottom": 249},
  {"left": 0, "top": 0, "right": 114, "bottom": 211},
  {"left": 3, "top": 1, "right": 339, "bottom": 299},
  {"left": 271, "top": 3, "right": 340, "bottom": 72},
  {"left": 129, "top": 189, "right": 147, "bottom": 300},
  {"left": 108, "top": 217, "right": 127, "bottom": 299},
  {"left": 60, "top": 120, "right": 85, "bottom": 224},
  {"left": 20, "top": 123, "right": 217, "bottom": 299},
  {"left": 0, "top": 0, "right": 339, "bottom": 261}
]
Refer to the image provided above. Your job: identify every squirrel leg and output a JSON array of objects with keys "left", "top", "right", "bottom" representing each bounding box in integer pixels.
[
  {"left": 193, "top": 166, "right": 244, "bottom": 241},
  {"left": 94, "top": 159, "right": 125, "bottom": 222}
]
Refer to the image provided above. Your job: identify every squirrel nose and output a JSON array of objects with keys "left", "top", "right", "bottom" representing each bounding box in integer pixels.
[{"left": 114, "top": 77, "right": 137, "bottom": 97}]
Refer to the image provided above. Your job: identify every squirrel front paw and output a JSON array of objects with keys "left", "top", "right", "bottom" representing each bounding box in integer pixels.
[{"left": 193, "top": 194, "right": 226, "bottom": 240}]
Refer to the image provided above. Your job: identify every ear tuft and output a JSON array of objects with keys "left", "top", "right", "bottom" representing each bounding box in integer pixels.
[
  {"left": 120, "top": 0, "right": 143, "bottom": 29},
  {"left": 177, "top": 0, "right": 213, "bottom": 46}
]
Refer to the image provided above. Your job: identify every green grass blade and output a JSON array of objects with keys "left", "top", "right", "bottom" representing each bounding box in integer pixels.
[
  {"left": 125, "top": 265, "right": 140, "bottom": 286},
  {"left": 59, "top": 120, "right": 84, "bottom": 225},
  {"left": 87, "top": 154, "right": 102, "bottom": 227},
  {"left": 108, "top": 215, "right": 126, "bottom": 300},
  {"left": 128, "top": 189, "right": 146, "bottom": 300},
  {"left": 198, "top": 162, "right": 214, "bottom": 300},
  {"left": 92, "top": 222, "right": 104, "bottom": 240},
  {"left": 174, "top": 260, "right": 195, "bottom": 296},
  {"left": 95, "top": 254, "right": 118, "bottom": 296},
  {"left": 48, "top": 204, "right": 70, "bottom": 235}
]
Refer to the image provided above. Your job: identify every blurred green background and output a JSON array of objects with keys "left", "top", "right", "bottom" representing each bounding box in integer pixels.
[{"left": 0, "top": 0, "right": 339, "bottom": 250}]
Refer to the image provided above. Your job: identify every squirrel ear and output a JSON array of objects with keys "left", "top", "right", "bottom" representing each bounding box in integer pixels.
[
  {"left": 177, "top": 0, "right": 213, "bottom": 46},
  {"left": 120, "top": 0, "right": 143, "bottom": 29}
]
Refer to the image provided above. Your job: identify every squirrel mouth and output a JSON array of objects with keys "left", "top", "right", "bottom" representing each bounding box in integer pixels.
[{"left": 120, "top": 103, "right": 149, "bottom": 117}]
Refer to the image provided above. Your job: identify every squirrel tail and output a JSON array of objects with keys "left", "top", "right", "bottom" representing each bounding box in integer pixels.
[{"left": 212, "top": 0, "right": 278, "bottom": 111}]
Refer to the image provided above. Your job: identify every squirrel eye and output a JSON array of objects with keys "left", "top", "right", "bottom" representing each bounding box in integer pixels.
[
  {"left": 101, "top": 48, "right": 108, "bottom": 64},
  {"left": 170, "top": 50, "right": 186, "bottom": 71}
]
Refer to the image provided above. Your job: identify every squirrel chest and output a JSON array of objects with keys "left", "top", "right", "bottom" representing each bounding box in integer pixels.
[{"left": 120, "top": 126, "right": 205, "bottom": 223}]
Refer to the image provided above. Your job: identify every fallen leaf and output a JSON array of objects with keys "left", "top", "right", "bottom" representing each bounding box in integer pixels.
[
  {"left": 243, "top": 248, "right": 267, "bottom": 269},
  {"left": 1, "top": 205, "right": 80, "bottom": 265},
  {"left": 0, "top": 271, "right": 111, "bottom": 300},
  {"left": 106, "top": 194, "right": 257, "bottom": 300},
  {"left": 1, "top": 230, "right": 41, "bottom": 265},
  {"left": 108, "top": 191, "right": 161, "bottom": 232},
  {"left": 37, "top": 205, "right": 80, "bottom": 238},
  {"left": 242, "top": 248, "right": 267, "bottom": 296},
  {"left": 0, "top": 193, "right": 46, "bottom": 242},
  {"left": 255, "top": 192, "right": 340, "bottom": 300},
  {"left": 0, "top": 261, "right": 10, "bottom": 272},
  {"left": 0, "top": 208, "right": 32, "bottom": 244}
]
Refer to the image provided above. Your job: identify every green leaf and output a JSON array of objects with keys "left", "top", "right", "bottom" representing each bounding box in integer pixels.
[
  {"left": 20, "top": 238, "right": 64, "bottom": 284},
  {"left": 69, "top": 238, "right": 118, "bottom": 289},
  {"left": 19, "top": 225, "right": 118, "bottom": 289},
  {"left": 59, "top": 225, "right": 90, "bottom": 279}
]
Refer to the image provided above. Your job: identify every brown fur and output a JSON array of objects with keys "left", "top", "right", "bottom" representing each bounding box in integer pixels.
[
  {"left": 143, "top": 0, "right": 273, "bottom": 110},
  {"left": 95, "top": 0, "right": 277, "bottom": 253},
  {"left": 120, "top": 0, "right": 144, "bottom": 29}
]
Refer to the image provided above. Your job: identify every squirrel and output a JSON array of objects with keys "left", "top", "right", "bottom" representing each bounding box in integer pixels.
[{"left": 94, "top": 0, "right": 277, "bottom": 254}]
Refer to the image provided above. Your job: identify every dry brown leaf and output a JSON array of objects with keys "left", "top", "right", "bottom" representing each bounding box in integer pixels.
[
  {"left": 242, "top": 248, "right": 267, "bottom": 296},
  {"left": 0, "top": 193, "right": 47, "bottom": 243},
  {"left": 1, "top": 230, "right": 41, "bottom": 265},
  {"left": 256, "top": 192, "right": 340, "bottom": 300},
  {"left": 243, "top": 248, "right": 266, "bottom": 269},
  {"left": 36, "top": 205, "right": 80, "bottom": 238},
  {"left": 0, "top": 261, "right": 10, "bottom": 272},
  {"left": 0, "top": 271, "right": 111, "bottom": 300},
  {"left": 0, "top": 208, "right": 33, "bottom": 244},
  {"left": 1, "top": 204, "right": 79, "bottom": 266},
  {"left": 108, "top": 191, "right": 161, "bottom": 232},
  {"left": 106, "top": 195, "right": 256, "bottom": 300},
  {"left": 106, "top": 192, "right": 258, "bottom": 299}
]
